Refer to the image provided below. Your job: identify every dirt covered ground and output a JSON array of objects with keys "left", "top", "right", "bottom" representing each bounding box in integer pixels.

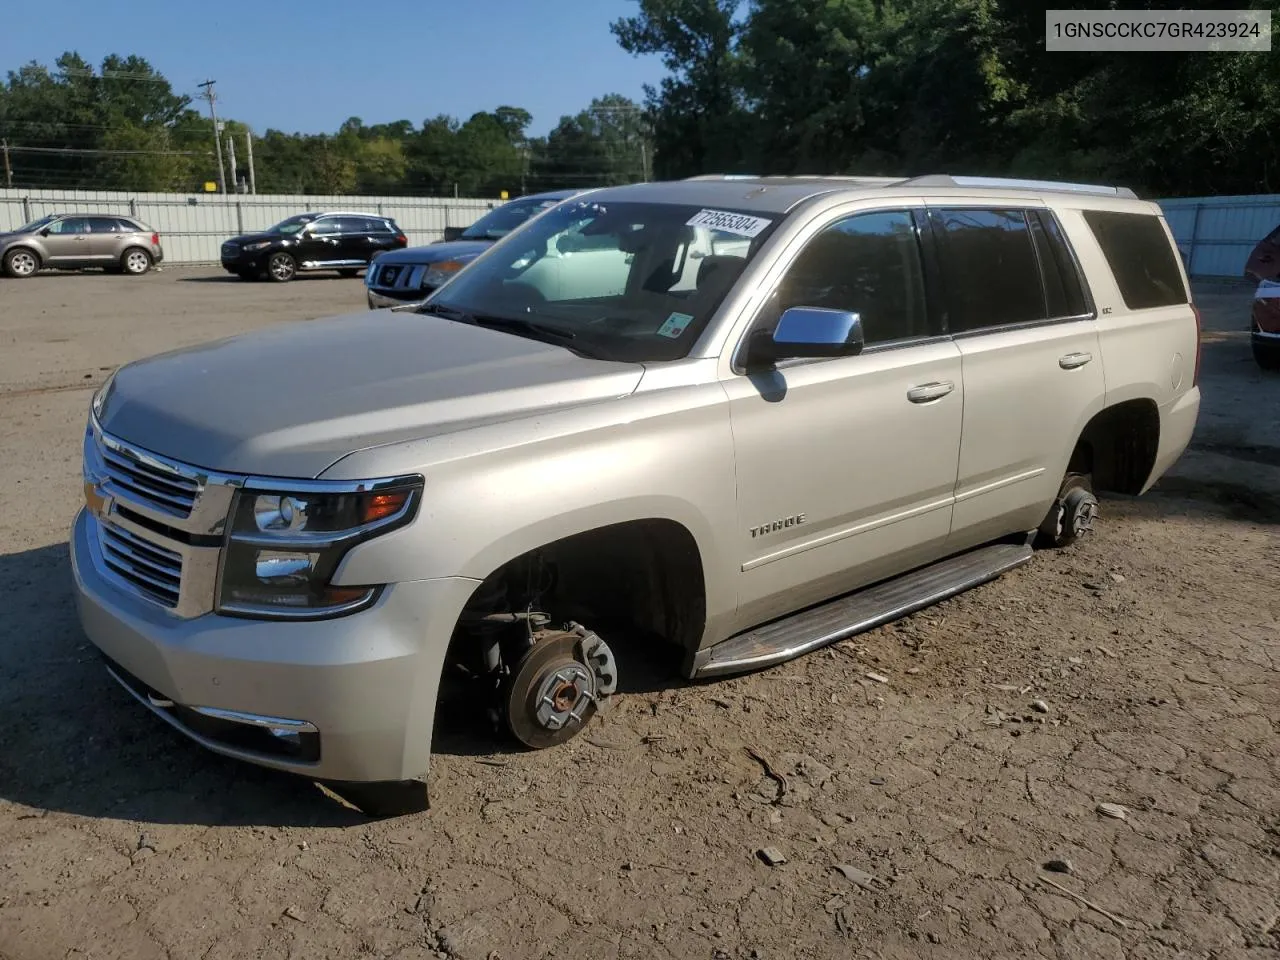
[{"left": 0, "top": 268, "right": 1276, "bottom": 960}]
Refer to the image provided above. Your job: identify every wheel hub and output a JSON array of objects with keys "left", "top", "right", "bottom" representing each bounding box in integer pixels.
[
  {"left": 503, "top": 628, "right": 612, "bottom": 749},
  {"left": 533, "top": 662, "right": 595, "bottom": 732}
]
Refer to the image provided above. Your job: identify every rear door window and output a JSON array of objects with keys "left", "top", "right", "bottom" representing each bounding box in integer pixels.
[
  {"left": 930, "top": 208, "right": 1045, "bottom": 332},
  {"left": 87, "top": 216, "right": 122, "bottom": 233},
  {"left": 1081, "top": 210, "right": 1187, "bottom": 309},
  {"left": 1028, "top": 210, "right": 1090, "bottom": 319}
]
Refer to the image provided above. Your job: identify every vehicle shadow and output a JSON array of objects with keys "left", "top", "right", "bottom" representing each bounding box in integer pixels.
[
  {"left": 177, "top": 273, "right": 361, "bottom": 284},
  {"left": 0, "top": 542, "right": 367, "bottom": 827}
]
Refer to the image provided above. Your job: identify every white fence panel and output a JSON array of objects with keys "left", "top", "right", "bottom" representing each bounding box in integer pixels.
[
  {"left": 1157, "top": 194, "right": 1280, "bottom": 279},
  {"left": 0, "top": 188, "right": 499, "bottom": 265}
]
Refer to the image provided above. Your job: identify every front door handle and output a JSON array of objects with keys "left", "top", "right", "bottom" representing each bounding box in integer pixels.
[
  {"left": 907, "top": 380, "right": 955, "bottom": 403},
  {"left": 1059, "top": 351, "right": 1093, "bottom": 370}
]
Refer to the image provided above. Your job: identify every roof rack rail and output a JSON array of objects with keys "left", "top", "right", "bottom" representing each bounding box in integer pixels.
[
  {"left": 901, "top": 174, "right": 1138, "bottom": 200},
  {"left": 683, "top": 174, "right": 761, "bottom": 180}
]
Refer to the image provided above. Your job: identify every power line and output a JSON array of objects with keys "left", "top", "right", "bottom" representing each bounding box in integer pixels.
[
  {"left": 54, "top": 68, "right": 175, "bottom": 84},
  {"left": 6, "top": 145, "right": 211, "bottom": 157}
]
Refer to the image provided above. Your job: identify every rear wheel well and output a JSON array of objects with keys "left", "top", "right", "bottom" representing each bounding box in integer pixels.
[
  {"left": 449, "top": 519, "right": 707, "bottom": 668},
  {"left": 1069, "top": 399, "right": 1161, "bottom": 495}
]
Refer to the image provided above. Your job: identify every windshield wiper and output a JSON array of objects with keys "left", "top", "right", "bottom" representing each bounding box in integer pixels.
[
  {"left": 471, "top": 315, "right": 577, "bottom": 343},
  {"left": 416, "top": 303, "right": 601, "bottom": 356}
]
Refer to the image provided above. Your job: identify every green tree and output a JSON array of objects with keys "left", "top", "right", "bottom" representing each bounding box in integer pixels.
[{"left": 612, "top": 0, "right": 750, "bottom": 178}]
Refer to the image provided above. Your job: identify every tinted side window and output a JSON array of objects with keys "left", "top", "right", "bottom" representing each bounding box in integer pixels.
[
  {"left": 773, "top": 210, "right": 930, "bottom": 345},
  {"left": 1082, "top": 210, "right": 1187, "bottom": 309},
  {"left": 933, "top": 209, "right": 1043, "bottom": 332},
  {"left": 1029, "top": 210, "right": 1089, "bottom": 319},
  {"left": 309, "top": 218, "right": 341, "bottom": 235},
  {"left": 115, "top": 218, "right": 144, "bottom": 233},
  {"left": 333, "top": 217, "right": 371, "bottom": 234},
  {"left": 87, "top": 216, "right": 122, "bottom": 233}
]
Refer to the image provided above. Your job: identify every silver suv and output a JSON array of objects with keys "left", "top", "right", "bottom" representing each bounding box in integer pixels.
[
  {"left": 71, "top": 174, "right": 1201, "bottom": 804},
  {"left": 1, "top": 213, "right": 164, "bottom": 278}
]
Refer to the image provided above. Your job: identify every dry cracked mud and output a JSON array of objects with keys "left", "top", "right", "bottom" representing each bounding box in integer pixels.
[{"left": 0, "top": 270, "right": 1276, "bottom": 959}]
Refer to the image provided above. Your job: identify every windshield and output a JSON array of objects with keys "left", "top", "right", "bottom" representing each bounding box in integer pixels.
[
  {"left": 460, "top": 197, "right": 564, "bottom": 240},
  {"left": 15, "top": 215, "right": 57, "bottom": 233},
  {"left": 424, "top": 199, "right": 779, "bottom": 362},
  {"left": 266, "top": 215, "right": 314, "bottom": 235}
]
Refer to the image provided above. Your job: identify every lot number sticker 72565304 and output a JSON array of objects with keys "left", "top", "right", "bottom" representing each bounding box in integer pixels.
[{"left": 685, "top": 209, "right": 773, "bottom": 239}]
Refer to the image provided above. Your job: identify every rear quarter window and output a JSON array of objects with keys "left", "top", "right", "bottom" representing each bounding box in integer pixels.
[{"left": 1082, "top": 210, "right": 1187, "bottom": 310}]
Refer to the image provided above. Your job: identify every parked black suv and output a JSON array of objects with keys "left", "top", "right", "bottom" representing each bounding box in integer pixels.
[{"left": 220, "top": 212, "right": 408, "bottom": 282}]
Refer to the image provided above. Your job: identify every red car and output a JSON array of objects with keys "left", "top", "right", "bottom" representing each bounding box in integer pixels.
[
  {"left": 1252, "top": 279, "right": 1280, "bottom": 370},
  {"left": 1246, "top": 225, "right": 1280, "bottom": 369}
]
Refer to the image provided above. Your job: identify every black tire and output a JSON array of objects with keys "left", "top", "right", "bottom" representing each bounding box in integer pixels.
[
  {"left": 121, "top": 247, "right": 152, "bottom": 276},
  {"left": 1036, "top": 472, "right": 1098, "bottom": 549},
  {"left": 338, "top": 268, "right": 361, "bottom": 279},
  {"left": 3, "top": 246, "right": 40, "bottom": 279},
  {"left": 1253, "top": 338, "right": 1280, "bottom": 371},
  {"left": 266, "top": 251, "right": 297, "bottom": 283}
]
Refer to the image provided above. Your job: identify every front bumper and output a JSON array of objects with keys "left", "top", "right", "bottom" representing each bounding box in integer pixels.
[
  {"left": 71, "top": 507, "right": 479, "bottom": 782},
  {"left": 222, "top": 256, "right": 264, "bottom": 274},
  {"left": 366, "top": 286, "right": 427, "bottom": 310}
]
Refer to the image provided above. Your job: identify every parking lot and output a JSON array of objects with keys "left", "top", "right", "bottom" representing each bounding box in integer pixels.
[{"left": 0, "top": 267, "right": 1276, "bottom": 960}]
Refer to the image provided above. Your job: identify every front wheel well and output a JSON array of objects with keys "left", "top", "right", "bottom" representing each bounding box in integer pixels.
[
  {"left": 450, "top": 519, "right": 708, "bottom": 668},
  {"left": 1069, "top": 399, "right": 1161, "bottom": 495}
]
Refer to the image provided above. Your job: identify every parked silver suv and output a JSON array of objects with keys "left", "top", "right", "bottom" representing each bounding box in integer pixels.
[
  {"left": 72, "top": 174, "right": 1200, "bottom": 807},
  {"left": 1, "top": 213, "right": 164, "bottom": 278}
]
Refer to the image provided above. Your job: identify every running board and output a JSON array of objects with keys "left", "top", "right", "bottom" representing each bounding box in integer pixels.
[{"left": 691, "top": 542, "right": 1033, "bottom": 679}]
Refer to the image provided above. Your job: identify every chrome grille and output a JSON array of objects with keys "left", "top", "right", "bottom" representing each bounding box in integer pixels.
[
  {"left": 101, "top": 439, "right": 200, "bottom": 518},
  {"left": 98, "top": 521, "right": 183, "bottom": 608},
  {"left": 221, "top": 242, "right": 239, "bottom": 257}
]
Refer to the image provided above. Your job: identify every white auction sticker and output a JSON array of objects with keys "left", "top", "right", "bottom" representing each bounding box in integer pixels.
[{"left": 685, "top": 209, "right": 772, "bottom": 239}]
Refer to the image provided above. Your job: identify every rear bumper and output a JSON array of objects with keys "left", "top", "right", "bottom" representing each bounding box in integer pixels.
[{"left": 71, "top": 507, "right": 479, "bottom": 783}]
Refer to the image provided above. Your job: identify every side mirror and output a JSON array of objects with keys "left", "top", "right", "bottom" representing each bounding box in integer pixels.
[
  {"left": 442, "top": 226, "right": 465, "bottom": 242},
  {"left": 746, "top": 307, "right": 865, "bottom": 367},
  {"left": 39, "top": 227, "right": 51, "bottom": 237}
]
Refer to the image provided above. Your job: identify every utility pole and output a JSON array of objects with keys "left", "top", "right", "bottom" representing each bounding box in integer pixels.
[
  {"left": 640, "top": 141, "right": 650, "bottom": 182},
  {"left": 226, "top": 135, "right": 239, "bottom": 192},
  {"left": 1, "top": 139, "right": 11, "bottom": 188},
  {"left": 197, "top": 79, "right": 227, "bottom": 194},
  {"left": 245, "top": 130, "right": 257, "bottom": 194}
]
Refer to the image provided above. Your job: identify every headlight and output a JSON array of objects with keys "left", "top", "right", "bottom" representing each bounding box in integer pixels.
[
  {"left": 216, "top": 476, "right": 423, "bottom": 619},
  {"left": 91, "top": 368, "right": 118, "bottom": 421},
  {"left": 423, "top": 260, "right": 464, "bottom": 288},
  {"left": 244, "top": 240, "right": 272, "bottom": 252}
]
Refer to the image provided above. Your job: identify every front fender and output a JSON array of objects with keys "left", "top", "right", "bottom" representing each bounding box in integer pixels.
[{"left": 324, "top": 388, "right": 741, "bottom": 643}]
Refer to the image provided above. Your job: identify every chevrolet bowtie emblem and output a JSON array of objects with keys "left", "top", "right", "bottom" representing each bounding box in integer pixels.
[{"left": 84, "top": 480, "right": 112, "bottom": 519}]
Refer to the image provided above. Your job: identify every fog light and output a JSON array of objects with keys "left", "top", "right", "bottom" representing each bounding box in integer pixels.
[{"left": 254, "top": 551, "right": 318, "bottom": 582}]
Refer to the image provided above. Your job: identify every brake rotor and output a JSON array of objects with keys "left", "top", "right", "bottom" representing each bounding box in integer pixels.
[{"left": 505, "top": 631, "right": 599, "bottom": 749}]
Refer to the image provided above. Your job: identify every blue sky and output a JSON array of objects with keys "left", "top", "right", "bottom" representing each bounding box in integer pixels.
[{"left": 0, "top": 0, "right": 667, "bottom": 136}]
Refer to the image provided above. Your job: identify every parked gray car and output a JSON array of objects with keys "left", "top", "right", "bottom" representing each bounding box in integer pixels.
[{"left": 1, "top": 213, "right": 164, "bottom": 278}]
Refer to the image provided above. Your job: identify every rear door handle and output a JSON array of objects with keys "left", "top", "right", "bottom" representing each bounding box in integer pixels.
[
  {"left": 1059, "top": 351, "right": 1093, "bottom": 370},
  {"left": 907, "top": 380, "right": 955, "bottom": 403}
]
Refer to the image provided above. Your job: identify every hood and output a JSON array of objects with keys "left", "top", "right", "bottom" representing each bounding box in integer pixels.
[
  {"left": 223, "top": 232, "right": 280, "bottom": 246},
  {"left": 96, "top": 311, "right": 643, "bottom": 478},
  {"left": 374, "top": 239, "right": 492, "bottom": 266}
]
